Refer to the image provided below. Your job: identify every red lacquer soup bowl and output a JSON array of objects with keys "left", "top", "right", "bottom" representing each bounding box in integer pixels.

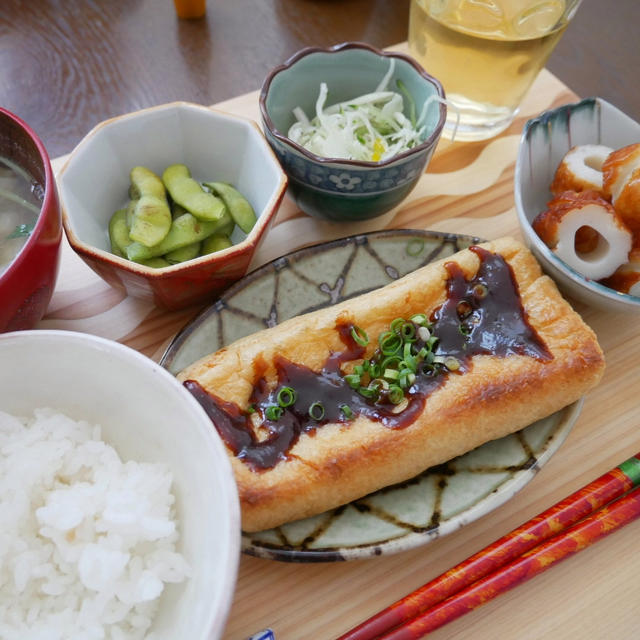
[{"left": 0, "top": 108, "right": 62, "bottom": 332}]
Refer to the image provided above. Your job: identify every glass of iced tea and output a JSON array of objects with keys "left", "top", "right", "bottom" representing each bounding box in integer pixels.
[{"left": 408, "top": 0, "right": 582, "bottom": 141}]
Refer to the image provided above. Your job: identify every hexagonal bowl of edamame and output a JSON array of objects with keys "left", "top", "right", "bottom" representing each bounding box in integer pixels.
[{"left": 58, "top": 102, "right": 288, "bottom": 310}]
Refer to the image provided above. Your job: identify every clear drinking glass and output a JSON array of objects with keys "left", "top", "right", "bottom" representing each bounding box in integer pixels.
[{"left": 408, "top": 0, "right": 583, "bottom": 141}]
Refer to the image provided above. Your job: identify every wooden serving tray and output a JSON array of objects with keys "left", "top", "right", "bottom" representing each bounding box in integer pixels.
[{"left": 45, "top": 66, "right": 640, "bottom": 639}]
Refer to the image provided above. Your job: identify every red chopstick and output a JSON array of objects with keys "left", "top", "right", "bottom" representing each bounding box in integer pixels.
[{"left": 338, "top": 452, "right": 640, "bottom": 640}]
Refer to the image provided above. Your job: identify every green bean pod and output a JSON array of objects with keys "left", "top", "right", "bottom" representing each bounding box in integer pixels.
[
  {"left": 166, "top": 241, "right": 202, "bottom": 264},
  {"left": 128, "top": 167, "right": 172, "bottom": 247},
  {"left": 108, "top": 208, "right": 132, "bottom": 257},
  {"left": 126, "top": 212, "right": 220, "bottom": 262},
  {"left": 203, "top": 181, "right": 257, "bottom": 234},
  {"left": 201, "top": 233, "right": 233, "bottom": 255},
  {"left": 163, "top": 164, "right": 226, "bottom": 222}
]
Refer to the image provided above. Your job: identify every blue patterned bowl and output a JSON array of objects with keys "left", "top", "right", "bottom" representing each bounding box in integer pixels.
[{"left": 259, "top": 42, "right": 446, "bottom": 221}]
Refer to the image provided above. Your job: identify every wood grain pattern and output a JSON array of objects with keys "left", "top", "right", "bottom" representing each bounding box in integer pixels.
[
  {"left": 2, "top": 1, "right": 638, "bottom": 160},
  {"left": 40, "top": 61, "right": 640, "bottom": 640}
]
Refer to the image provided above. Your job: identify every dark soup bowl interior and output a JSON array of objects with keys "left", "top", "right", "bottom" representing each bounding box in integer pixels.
[{"left": 0, "top": 108, "right": 61, "bottom": 332}]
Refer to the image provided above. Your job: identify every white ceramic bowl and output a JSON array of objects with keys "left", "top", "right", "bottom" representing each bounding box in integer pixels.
[
  {"left": 0, "top": 330, "right": 240, "bottom": 639},
  {"left": 59, "top": 102, "right": 287, "bottom": 310},
  {"left": 515, "top": 97, "right": 640, "bottom": 313}
]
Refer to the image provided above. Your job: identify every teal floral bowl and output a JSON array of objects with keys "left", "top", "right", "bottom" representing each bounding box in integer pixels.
[{"left": 259, "top": 42, "right": 446, "bottom": 221}]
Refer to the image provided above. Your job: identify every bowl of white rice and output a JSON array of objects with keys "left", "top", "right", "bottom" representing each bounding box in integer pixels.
[{"left": 0, "top": 330, "right": 240, "bottom": 640}]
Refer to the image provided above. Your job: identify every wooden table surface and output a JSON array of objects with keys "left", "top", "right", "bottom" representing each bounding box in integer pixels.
[
  {"left": 4, "top": 2, "right": 640, "bottom": 640},
  {"left": 2, "top": 0, "right": 639, "bottom": 159}
]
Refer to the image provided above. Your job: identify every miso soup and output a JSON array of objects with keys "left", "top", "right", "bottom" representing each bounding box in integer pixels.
[{"left": 0, "top": 155, "right": 42, "bottom": 274}]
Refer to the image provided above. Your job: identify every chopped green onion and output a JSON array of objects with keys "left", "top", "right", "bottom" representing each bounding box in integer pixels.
[
  {"left": 368, "top": 363, "right": 382, "bottom": 378},
  {"left": 246, "top": 405, "right": 256, "bottom": 414},
  {"left": 444, "top": 356, "right": 461, "bottom": 371},
  {"left": 398, "top": 368, "right": 415, "bottom": 388},
  {"left": 380, "top": 355, "right": 402, "bottom": 370},
  {"left": 8, "top": 223, "right": 35, "bottom": 239},
  {"left": 388, "top": 385, "right": 404, "bottom": 404},
  {"left": 379, "top": 331, "right": 402, "bottom": 355},
  {"left": 400, "top": 356, "right": 417, "bottom": 373},
  {"left": 350, "top": 325, "right": 369, "bottom": 346},
  {"left": 365, "top": 380, "right": 385, "bottom": 400},
  {"left": 265, "top": 405, "right": 283, "bottom": 421},
  {"left": 390, "top": 317, "right": 405, "bottom": 334},
  {"left": 459, "top": 322, "right": 471, "bottom": 337},
  {"left": 391, "top": 397, "right": 409, "bottom": 413},
  {"left": 340, "top": 404, "right": 354, "bottom": 419},
  {"left": 401, "top": 322, "right": 416, "bottom": 341},
  {"left": 418, "top": 326, "right": 431, "bottom": 342},
  {"left": 410, "top": 313, "right": 427, "bottom": 325},
  {"left": 370, "top": 378, "right": 389, "bottom": 391},
  {"left": 309, "top": 402, "right": 325, "bottom": 421},
  {"left": 383, "top": 368, "right": 399, "bottom": 380},
  {"left": 277, "top": 386, "right": 297, "bottom": 408},
  {"left": 344, "top": 373, "right": 361, "bottom": 389},
  {"left": 358, "top": 386, "right": 377, "bottom": 399}
]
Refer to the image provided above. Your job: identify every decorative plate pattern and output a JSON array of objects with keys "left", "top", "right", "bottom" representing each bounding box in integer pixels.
[{"left": 161, "top": 229, "right": 583, "bottom": 562}]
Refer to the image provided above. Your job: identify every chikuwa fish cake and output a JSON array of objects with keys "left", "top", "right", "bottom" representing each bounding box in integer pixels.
[{"left": 178, "top": 237, "right": 605, "bottom": 532}]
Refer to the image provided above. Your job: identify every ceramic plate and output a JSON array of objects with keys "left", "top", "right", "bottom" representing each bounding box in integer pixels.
[{"left": 161, "top": 229, "right": 583, "bottom": 561}]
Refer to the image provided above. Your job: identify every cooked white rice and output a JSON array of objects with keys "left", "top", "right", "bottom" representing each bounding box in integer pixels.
[{"left": 0, "top": 408, "right": 191, "bottom": 640}]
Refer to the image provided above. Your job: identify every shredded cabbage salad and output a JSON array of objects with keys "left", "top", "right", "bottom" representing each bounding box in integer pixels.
[{"left": 287, "top": 60, "right": 442, "bottom": 163}]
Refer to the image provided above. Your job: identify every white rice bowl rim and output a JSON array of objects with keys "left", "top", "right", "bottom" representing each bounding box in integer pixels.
[{"left": 0, "top": 329, "right": 240, "bottom": 640}]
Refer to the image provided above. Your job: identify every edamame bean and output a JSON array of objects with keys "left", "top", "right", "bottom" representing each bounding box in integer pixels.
[
  {"left": 125, "top": 198, "right": 137, "bottom": 228},
  {"left": 128, "top": 167, "right": 172, "bottom": 247},
  {"left": 129, "top": 166, "right": 166, "bottom": 201},
  {"left": 203, "top": 181, "right": 257, "bottom": 234},
  {"left": 166, "top": 241, "right": 202, "bottom": 264},
  {"left": 163, "top": 164, "right": 226, "bottom": 222},
  {"left": 201, "top": 233, "right": 232, "bottom": 255},
  {"left": 171, "top": 202, "right": 188, "bottom": 219},
  {"left": 215, "top": 207, "right": 235, "bottom": 237},
  {"left": 126, "top": 212, "right": 220, "bottom": 262},
  {"left": 108, "top": 208, "right": 132, "bottom": 257}
]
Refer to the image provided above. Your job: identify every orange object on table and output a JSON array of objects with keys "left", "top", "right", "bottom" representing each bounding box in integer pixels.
[{"left": 173, "top": 0, "right": 206, "bottom": 19}]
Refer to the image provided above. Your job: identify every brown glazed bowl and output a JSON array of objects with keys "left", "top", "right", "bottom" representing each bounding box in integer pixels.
[{"left": 58, "top": 102, "right": 288, "bottom": 310}]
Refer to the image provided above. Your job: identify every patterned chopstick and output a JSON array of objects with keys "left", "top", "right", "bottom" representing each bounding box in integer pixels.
[{"left": 338, "top": 453, "right": 640, "bottom": 640}]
